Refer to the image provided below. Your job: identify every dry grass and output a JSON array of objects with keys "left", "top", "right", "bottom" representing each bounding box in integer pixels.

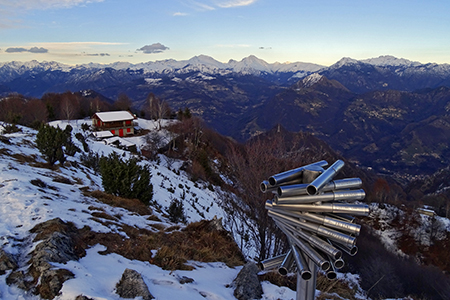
[
  {"left": 70, "top": 218, "right": 245, "bottom": 271},
  {"left": 84, "top": 190, "right": 153, "bottom": 216},
  {"left": 258, "top": 271, "right": 296, "bottom": 290},
  {"left": 316, "top": 273, "right": 358, "bottom": 300}
]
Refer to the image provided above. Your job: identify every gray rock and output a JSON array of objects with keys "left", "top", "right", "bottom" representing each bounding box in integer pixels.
[
  {"left": 233, "top": 262, "right": 263, "bottom": 300},
  {"left": 0, "top": 248, "right": 18, "bottom": 275},
  {"left": 75, "top": 294, "right": 94, "bottom": 300},
  {"left": 116, "top": 268, "right": 154, "bottom": 300},
  {"left": 31, "top": 231, "right": 79, "bottom": 274}
]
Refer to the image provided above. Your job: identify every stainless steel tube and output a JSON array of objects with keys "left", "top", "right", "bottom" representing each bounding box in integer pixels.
[
  {"left": 271, "top": 202, "right": 370, "bottom": 216},
  {"left": 325, "top": 213, "right": 356, "bottom": 223},
  {"left": 278, "top": 249, "right": 295, "bottom": 276},
  {"left": 268, "top": 160, "right": 328, "bottom": 186},
  {"left": 269, "top": 210, "right": 356, "bottom": 249},
  {"left": 291, "top": 245, "right": 312, "bottom": 281},
  {"left": 306, "top": 160, "right": 345, "bottom": 195},
  {"left": 278, "top": 178, "right": 362, "bottom": 197},
  {"left": 267, "top": 207, "right": 361, "bottom": 236},
  {"left": 332, "top": 241, "right": 359, "bottom": 256},
  {"left": 258, "top": 253, "right": 287, "bottom": 271},
  {"left": 273, "top": 216, "right": 343, "bottom": 259},
  {"left": 297, "top": 256, "right": 317, "bottom": 300},
  {"left": 277, "top": 221, "right": 330, "bottom": 271},
  {"left": 275, "top": 189, "right": 366, "bottom": 205},
  {"left": 260, "top": 180, "right": 278, "bottom": 193}
]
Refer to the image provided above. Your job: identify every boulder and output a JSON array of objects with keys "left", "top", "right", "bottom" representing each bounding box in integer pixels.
[
  {"left": 115, "top": 268, "right": 154, "bottom": 300},
  {"left": 233, "top": 262, "right": 263, "bottom": 300}
]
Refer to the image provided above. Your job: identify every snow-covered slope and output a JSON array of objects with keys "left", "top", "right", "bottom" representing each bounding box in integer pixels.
[{"left": 0, "top": 119, "right": 302, "bottom": 300}]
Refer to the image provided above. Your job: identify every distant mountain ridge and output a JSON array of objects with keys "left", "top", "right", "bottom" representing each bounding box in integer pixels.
[
  {"left": 2, "top": 54, "right": 450, "bottom": 177},
  {"left": 1, "top": 54, "right": 450, "bottom": 97}
]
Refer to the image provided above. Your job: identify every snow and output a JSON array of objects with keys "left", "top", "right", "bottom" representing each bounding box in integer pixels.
[
  {"left": 301, "top": 73, "right": 323, "bottom": 88},
  {"left": 94, "top": 111, "right": 134, "bottom": 122},
  {"left": 0, "top": 119, "right": 374, "bottom": 300},
  {"left": 0, "top": 119, "right": 266, "bottom": 299},
  {"left": 362, "top": 55, "right": 421, "bottom": 67}
]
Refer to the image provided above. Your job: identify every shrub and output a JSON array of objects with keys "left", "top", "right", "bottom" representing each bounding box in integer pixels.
[
  {"left": 35, "top": 124, "right": 78, "bottom": 165},
  {"left": 75, "top": 132, "right": 89, "bottom": 152},
  {"left": 80, "top": 150, "right": 101, "bottom": 173},
  {"left": 167, "top": 198, "right": 186, "bottom": 223},
  {"left": 99, "top": 152, "right": 153, "bottom": 205}
]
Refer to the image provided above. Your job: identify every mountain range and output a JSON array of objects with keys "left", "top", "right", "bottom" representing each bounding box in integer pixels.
[{"left": 1, "top": 55, "right": 450, "bottom": 177}]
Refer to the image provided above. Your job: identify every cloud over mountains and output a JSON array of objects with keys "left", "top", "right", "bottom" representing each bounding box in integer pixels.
[
  {"left": 137, "top": 43, "right": 170, "bottom": 54},
  {"left": 5, "top": 47, "right": 48, "bottom": 53}
]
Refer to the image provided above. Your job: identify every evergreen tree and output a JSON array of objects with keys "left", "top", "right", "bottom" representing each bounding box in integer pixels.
[
  {"left": 36, "top": 124, "right": 78, "bottom": 165},
  {"left": 99, "top": 152, "right": 153, "bottom": 205}
]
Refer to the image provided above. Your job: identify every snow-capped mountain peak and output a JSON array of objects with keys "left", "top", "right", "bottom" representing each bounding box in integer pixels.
[
  {"left": 301, "top": 73, "right": 323, "bottom": 88},
  {"left": 330, "top": 57, "right": 360, "bottom": 69},
  {"left": 362, "top": 55, "right": 422, "bottom": 67}
]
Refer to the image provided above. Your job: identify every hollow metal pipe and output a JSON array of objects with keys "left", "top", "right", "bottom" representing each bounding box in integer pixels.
[
  {"left": 268, "top": 207, "right": 360, "bottom": 236},
  {"left": 325, "top": 213, "right": 356, "bottom": 223},
  {"left": 291, "top": 244, "right": 312, "bottom": 281},
  {"left": 275, "top": 189, "right": 366, "bottom": 205},
  {"left": 258, "top": 253, "right": 287, "bottom": 271},
  {"left": 276, "top": 221, "right": 330, "bottom": 272},
  {"left": 268, "top": 210, "right": 356, "bottom": 248},
  {"left": 271, "top": 202, "right": 370, "bottom": 217},
  {"left": 277, "top": 178, "right": 363, "bottom": 198},
  {"left": 260, "top": 180, "right": 278, "bottom": 193},
  {"left": 268, "top": 160, "right": 328, "bottom": 186},
  {"left": 278, "top": 249, "right": 295, "bottom": 276},
  {"left": 272, "top": 215, "right": 343, "bottom": 259},
  {"left": 306, "top": 160, "right": 345, "bottom": 195},
  {"left": 332, "top": 240, "right": 359, "bottom": 256}
]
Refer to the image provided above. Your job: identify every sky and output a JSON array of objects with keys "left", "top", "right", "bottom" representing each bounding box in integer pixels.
[{"left": 0, "top": 0, "right": 450, "bottom": 66}]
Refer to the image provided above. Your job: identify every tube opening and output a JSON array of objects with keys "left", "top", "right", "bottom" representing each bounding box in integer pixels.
[
  {"left": 260, "top": 182, "right": 267, "bottom": 193},
  {"left": 301, "top": 271, "right": 312, "bottom": 281},
  {"left": 334, "top": 250, "right": 343, "bottom": 260},
  {"left": 321, "top": 261, "right": 331, "bottom": 271},
  {"left": 334, "top": 259, "right": 345, "bottom": 269},
  {"left": 350, "top": 246, "right": 358, "bottom": 256},
  {"left": 306, "top": 185, "right": 317, "bottom": 195},
  {"left": 277, "top": 187, "right": 283, "bottom": 197},
  {"left": 326, "top": 271, "right": 337, "bottom": 280},
  {"left": 269, "top": 177, "right": 276, "bottom": 186},
  {"left": 278, "top": 267, "right": 288, "bottom": 276}
]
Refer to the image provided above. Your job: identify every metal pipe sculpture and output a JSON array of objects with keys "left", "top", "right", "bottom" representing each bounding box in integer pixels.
[{"left": 260, "top": 160, "right": 369, "bottom": 300}]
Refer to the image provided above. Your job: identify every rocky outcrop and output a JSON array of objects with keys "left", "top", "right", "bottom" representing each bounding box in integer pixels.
[
  {"left": 6, "top": 218, "right": 82, "bottom": 299},
  {"left": 115, "top": 268, "right": 154, "bottom": 300},
  {"left": 233, "top": 262, "right": 263, "bottom": 300},
  {"left": 0, "top": 248, "right": 18, "bottom": 275}
]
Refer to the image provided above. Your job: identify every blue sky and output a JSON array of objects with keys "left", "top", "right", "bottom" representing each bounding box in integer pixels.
[{"left": 0, "top": 0, "right": 449, "bottom": 66}]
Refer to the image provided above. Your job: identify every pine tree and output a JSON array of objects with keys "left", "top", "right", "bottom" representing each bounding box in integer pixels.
[
  {"left": 36, "top": 124, "right": 78, "bottom": 165},
  {"left": 99, "top": 153, "right": 153, "bottom": 205}
]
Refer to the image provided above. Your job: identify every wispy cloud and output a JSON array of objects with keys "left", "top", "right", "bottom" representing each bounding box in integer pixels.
[
  {"left": 173, "top": 12, "right": 188, "bottom": 16},
  {"left": 215, "top": 0, "right": 258, "bottom": 8},
  {"left": 137, "top": 43, "right": 170, "bottom": 54},
  {"left": 84, "top": 53, "right": 110, "bottom": 57},
  {"left": 0, "top": 0, "right": 104, "bottom": 11},
  {"left": 0, "top": 0, "right": 104, "bottom": 28},
  {"left": 189, "top": 1, "right": 215, "bottom": 11},
  {"left": 183, "top": 0, "right": 257, "bottom": 12},
  {"left": 5, "top": 46, "right": 48, "bottom": 53}
]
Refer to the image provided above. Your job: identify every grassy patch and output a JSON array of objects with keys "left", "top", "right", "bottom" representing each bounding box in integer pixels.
[
  {"left": 74, "top": 219, "right": 245, "bottom": 271},
  {"left": 84, "top": 190, "right": 153, "bottom": 216}
]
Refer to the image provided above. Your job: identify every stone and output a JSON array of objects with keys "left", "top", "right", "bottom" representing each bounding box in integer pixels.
[
  {"left": 0, "top": 248, "right": 18, "bottom": 275},
  {"left": 115, "top": 268, "right": 154, "bottom": 300},
  {"left": 233, "top": 262, "right": 263, "bottom": 300}
]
